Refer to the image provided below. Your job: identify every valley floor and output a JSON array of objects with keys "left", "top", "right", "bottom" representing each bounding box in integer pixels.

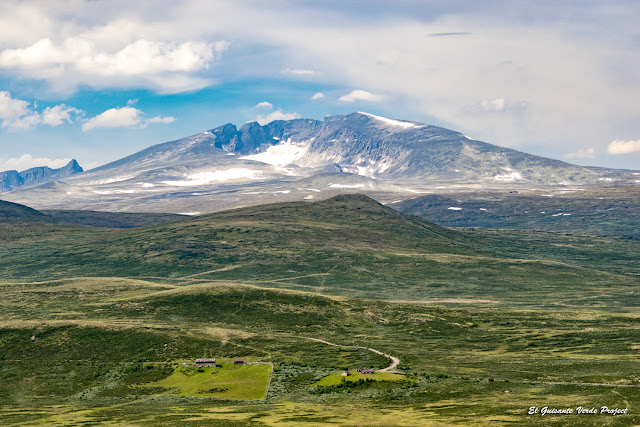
[{"left": 1, "top": 276, "right": 639, "bottom": 426}]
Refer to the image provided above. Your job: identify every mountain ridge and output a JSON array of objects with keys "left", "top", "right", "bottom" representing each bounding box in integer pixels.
[
  {"left": 0, "top": 159, "right": 83, "bottom": 192},
  {"left": 2, "top": 112, "right": 637, "bottom": 213}
]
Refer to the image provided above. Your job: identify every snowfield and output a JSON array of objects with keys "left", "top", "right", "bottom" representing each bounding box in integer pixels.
[
  {"left": 240, "top": 138, "right": 308, "bottom": 166},
  {"left": 163, "top": 169, "right": 263, "bottom": 186},
  {"left": 358, "top": 112, "right": 421, "bottom": 129}
]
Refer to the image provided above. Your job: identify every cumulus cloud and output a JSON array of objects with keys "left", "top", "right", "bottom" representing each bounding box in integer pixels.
[
  {"left": 480, "top": 98, "right": 506, "bottom": 112},
  {"left": 0, "top": 91, "right": 30, "bottom": 122},
  {"left": 565, "top": 147, "right": 596, "bottom": 159},
  {"left": 0, "top": 37, "right": 229, "bottom": 94},
  {"left": 338, "top": 89, "right": 382, "bottom": 103},
  {"left": 255, "top": 101, "right": 273, "bottom": 109},
  {"left": 255, "top": 110, "right": 301, "bottom": 125},
  {"left": 41, "top": 105, "right": 83, "bottom": 126},
  {"left": 282, "top": 68, "right": 315, "bottom": 76},
  {"left": 0, "top": 91, "right": 82, "bottom": 129},
  {"left": 82, "top": 106, "right": 174, "bottom": 131},
  {"left": 0, "top": 154, "right": 72, "bottom": 171},
  {"left": 82, "top": 107, "right": 142, "bottom": 131},
  {"left": 148, "top": 116, "right": 176, "bottom": 124},
  {"left": 311, "top": 92, "right": 324, "bottom": 100},
  {"left": 607, "top": 139, "right": 640, "bottom": 155}
]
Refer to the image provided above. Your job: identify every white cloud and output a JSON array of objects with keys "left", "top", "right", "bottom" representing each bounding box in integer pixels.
[
  {"left": 311, "top": 92, "right": 325, "bottom": 100},
  {"left": 255, "top": 101, "right": 273, "bottom": 109},
  {"left": 0, "top": 91, "right": 82, "bottom": 129},
  {"left": 565, "top": 147, "right": 596, "bottom": 159},
  {"left": 607, "top": 139, "right": 640, "bottom": 155},
  {"left": 480, "top": 98, "right": 506, "bottom": 112},
  {"left": 0, "top": 37, "right": 229, "bottom": 94},
  {"left": 6, "top": 113, "right": 41, "bottom": 130},
  {"left": 255, "top": 110, "right": 301, "bottom": 125},
  {"left": 82, "top": 106, "right": 175, "bottom": 131},
  {"left": 41, "top": 105, "right": 83, "bottom": 126},
  {"left": 0, "top": 154, "right": 72, "bottom": 171},
  {"left": 283, "top": 68, "right": 315, "bottom": 76},
  {"left": 0, "top": 91, "right": 31, "bottom": 122},
  {"left": 148, "top": 116, "right": 175, "bottom": 124},
  {"left": 338, "top": 89, "right": 382, "bottom": 103},
  {"left": 126, "top": 98, "right": 138, "bottom": 106},
  {"left": 82, "top": 106, "right": 142, "bottom": 131}
]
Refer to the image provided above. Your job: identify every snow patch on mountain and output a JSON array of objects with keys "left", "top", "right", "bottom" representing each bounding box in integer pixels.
[
  {"left": 494, "top": 168, "right": 523, "bottom": 181},
  {"left": 240, "top": 138, "right": 308, "bottom": 166},
  {"left": 97, "top": 175, "right": 136, "bottom": 184},
  {"left": 329, "top": 183, "right": 365, "bottom": 189},
  {"left": 357, "top": 112, "right": 421, "bottom": 129},
  {"left": 92, "top": 189, "right": 137, "bottom": 195},
  {"left": 163, "top": 168, "right": 264, "bottom": 186}
]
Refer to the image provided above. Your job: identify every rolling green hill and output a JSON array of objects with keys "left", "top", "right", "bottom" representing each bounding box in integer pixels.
[
  {"left": 0, "top": 194, "right": 638, "bottom": 305},
  {"left": 42, "top": 209, "right": 187, "bottom": 228},
  {"left": 0, "top": 199, "right": 52, "bottom": 223}
]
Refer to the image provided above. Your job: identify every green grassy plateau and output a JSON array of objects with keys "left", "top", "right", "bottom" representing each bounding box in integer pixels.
[{"left": 0, "top": 194, "right": 638, "bottom": 425}]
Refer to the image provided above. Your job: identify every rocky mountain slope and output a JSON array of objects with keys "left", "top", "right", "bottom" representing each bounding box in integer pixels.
[{"left": 2, "top": 113, "right": 635, "bottom": 213}]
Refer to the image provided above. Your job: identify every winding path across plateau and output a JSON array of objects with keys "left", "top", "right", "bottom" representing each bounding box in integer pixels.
[{"left": 304, "top": 337, "right": 400, "bottom": 372}]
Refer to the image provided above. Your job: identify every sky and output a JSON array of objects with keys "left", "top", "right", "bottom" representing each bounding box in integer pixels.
[{"left": 0, "top": 0, "right": 638, "bottom": 172}]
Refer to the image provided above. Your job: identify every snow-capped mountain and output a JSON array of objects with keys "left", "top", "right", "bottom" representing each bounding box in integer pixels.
[{"left": 2, "top": 113, "right": 634, "bottom": 213}]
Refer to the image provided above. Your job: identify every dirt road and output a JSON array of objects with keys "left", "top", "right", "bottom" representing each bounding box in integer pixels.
[{"left": 304, "top": 337, "right": 400, "bottom": 372}]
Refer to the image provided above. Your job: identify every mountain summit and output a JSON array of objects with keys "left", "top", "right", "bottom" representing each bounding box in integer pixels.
[
  {"left": 88, "top": 112, "right": 597, "bottom": 182},
  {"left": 0, "top": 160, "right": 83, "bottom": 192},
  {"left": 1, "top": 113, "right": 634, "bottom": 213}
]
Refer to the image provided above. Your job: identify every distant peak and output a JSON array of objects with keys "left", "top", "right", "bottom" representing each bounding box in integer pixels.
[
  {"left": 63, "top": 159, "right": 83, "bottom": 173},
  {"left": 356, "top": 112, "right": 422, "bottom": 129}
]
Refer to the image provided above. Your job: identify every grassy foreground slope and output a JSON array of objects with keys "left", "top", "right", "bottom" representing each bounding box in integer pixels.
[
  {"left": 1, "top": 279, "right": 639, "bottom": 426},
  {"left": 0, "top": 195, "right": 639, "bottom": 425},
  {"left": 0, "top": 194, "right": 638, "bottom": 305}
]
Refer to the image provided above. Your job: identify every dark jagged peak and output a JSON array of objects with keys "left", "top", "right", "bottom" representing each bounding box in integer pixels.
[
  {"left": 0, "top": 159, "right": 83, "bottom": 192},
  {"left": 59, "top": 159, "right": 83, "bottom": 173}
]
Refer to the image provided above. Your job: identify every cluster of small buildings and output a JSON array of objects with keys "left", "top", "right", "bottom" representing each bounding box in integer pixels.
[
  {"left": 342, "top": 368, "right": 375, "bottom": 376},
  {"left": 195, "top": 358, "right": 217, "bottom": 367},
  {"left": 194, "top": 358, "right": 246, "bottom": 367}
]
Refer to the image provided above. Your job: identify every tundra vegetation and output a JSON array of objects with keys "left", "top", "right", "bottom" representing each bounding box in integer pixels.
[{"left": 0, "top": 194, "right": 638, "bottom": 426}]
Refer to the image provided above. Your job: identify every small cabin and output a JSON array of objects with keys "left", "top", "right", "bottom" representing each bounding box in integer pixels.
[
  {"left": 341, "top": 371, "right": 351, "bottom": 377},
  {"left": 195, "top": 358, "right": 216, "bottom": 367},
  {"left": 233, "top": 359, "right": 245, "bottom": 365},
  {"left": 361, "top": 369, "right": 375, "bottom": 374}
]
